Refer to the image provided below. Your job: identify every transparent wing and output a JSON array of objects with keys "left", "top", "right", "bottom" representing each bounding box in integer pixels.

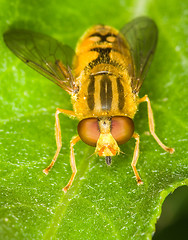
[
  {"left": 121, "top": 17, "right": 158, "bottom": 94},
  {"left": 3, "top": 29, "right": 76, "bottom": 94}
]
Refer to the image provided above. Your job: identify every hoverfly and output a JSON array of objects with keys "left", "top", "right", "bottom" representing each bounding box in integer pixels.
[{"left": 4, "top": 17, "right": 174, "bottom": 192}]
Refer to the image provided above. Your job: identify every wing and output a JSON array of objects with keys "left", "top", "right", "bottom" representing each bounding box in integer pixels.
[
  {"left": 121, "top": 17, "right": 158, "bottom": 94},
  {"left": 3, "top": 29, "right": 76, "bottom": 94}
]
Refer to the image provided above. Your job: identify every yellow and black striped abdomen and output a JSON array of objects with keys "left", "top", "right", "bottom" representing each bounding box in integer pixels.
[{"left": 72, "top": 25, "right": 138, "bottom": 120}]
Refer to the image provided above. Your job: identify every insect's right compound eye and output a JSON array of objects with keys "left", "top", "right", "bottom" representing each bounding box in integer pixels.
[{"left": 77, "top": 118, "right": 100, "bottom": 147}]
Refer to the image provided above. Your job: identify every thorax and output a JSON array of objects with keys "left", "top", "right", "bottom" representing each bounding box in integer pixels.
[{"left": 71, "top": 25, "right": 138, "bottom": 120}]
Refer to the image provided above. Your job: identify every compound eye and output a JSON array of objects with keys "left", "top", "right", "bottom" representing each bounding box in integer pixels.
[
  {"left": 77, "top": 118, "right": 100, "bottom": 147},
  {"left": 111, "top": 116, "right": 134, "bottom": 145}
]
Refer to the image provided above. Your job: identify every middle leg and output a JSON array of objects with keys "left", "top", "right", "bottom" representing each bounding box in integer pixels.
[
  {"left": 139, "top": 95, "right": 174, "bottom": 154},
  {"left": 43, "top": 108, "right": 76, "bottom": 174}
]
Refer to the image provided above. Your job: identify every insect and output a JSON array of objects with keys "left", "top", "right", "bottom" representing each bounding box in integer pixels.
[{"left": 4, "top": 17, "right": 174, "bottom": 192}]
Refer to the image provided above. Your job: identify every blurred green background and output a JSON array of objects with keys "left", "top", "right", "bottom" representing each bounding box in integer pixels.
[{"left": 154, "top": 186, "right": 188, "bottom": 240}]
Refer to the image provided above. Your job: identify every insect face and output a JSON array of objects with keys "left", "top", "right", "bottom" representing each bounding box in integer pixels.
[{"left": 78, "top": 116, "right": 134, "bottom": 158}]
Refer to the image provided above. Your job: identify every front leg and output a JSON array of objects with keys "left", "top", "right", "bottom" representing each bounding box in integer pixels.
[
  {"left": 43, "top": 108, "right": 76, "bottom": 174},
  {"left": 131, "top": 133, "right": 143, "bottom": 185},
  {"left": 63, "top": 135, "right": 81, "bottom": 192}
]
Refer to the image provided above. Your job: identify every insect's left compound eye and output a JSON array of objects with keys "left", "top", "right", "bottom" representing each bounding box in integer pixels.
[
  {"left": 111, "top": 116, "right": 134, "bottom": 145},
  {"left": 77, "top": 118, "right": 100, "bottom": 147}
]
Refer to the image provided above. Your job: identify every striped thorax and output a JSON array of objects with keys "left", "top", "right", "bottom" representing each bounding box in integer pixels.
[{"left": 72, "top": 25, "right": 138, "bottom": 120}]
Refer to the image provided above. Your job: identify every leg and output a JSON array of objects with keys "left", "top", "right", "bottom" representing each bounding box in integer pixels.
[
  {"left": 139, "top": 95, "right": 174, "bottom": 154},
  {"left": 132, "top": 133, "right": 143, "bottom": 185},
  {"left": 63, "top": 135, "right": 80, "bottom": 192},
  {"left": 43, "top": 108, "right": 76, "bottom": 175}
]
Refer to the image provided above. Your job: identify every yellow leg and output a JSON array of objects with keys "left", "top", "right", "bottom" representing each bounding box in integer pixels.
[
  {"left": 63, "top": 135, "right": 80, "bottom": 192},
  {"left": 43, "top": 108, "right": 76, "bottom": 175},
  {"left": 132, "top": 133, "right": 143, "bottom": 185},
  {"left": 139, "top": 95, "right": 174, "bottom": 154}
]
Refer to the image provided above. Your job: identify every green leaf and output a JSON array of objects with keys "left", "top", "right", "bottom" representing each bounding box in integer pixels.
[{"left": 0, "top": 0, "right": 187, "bottom": 239}]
